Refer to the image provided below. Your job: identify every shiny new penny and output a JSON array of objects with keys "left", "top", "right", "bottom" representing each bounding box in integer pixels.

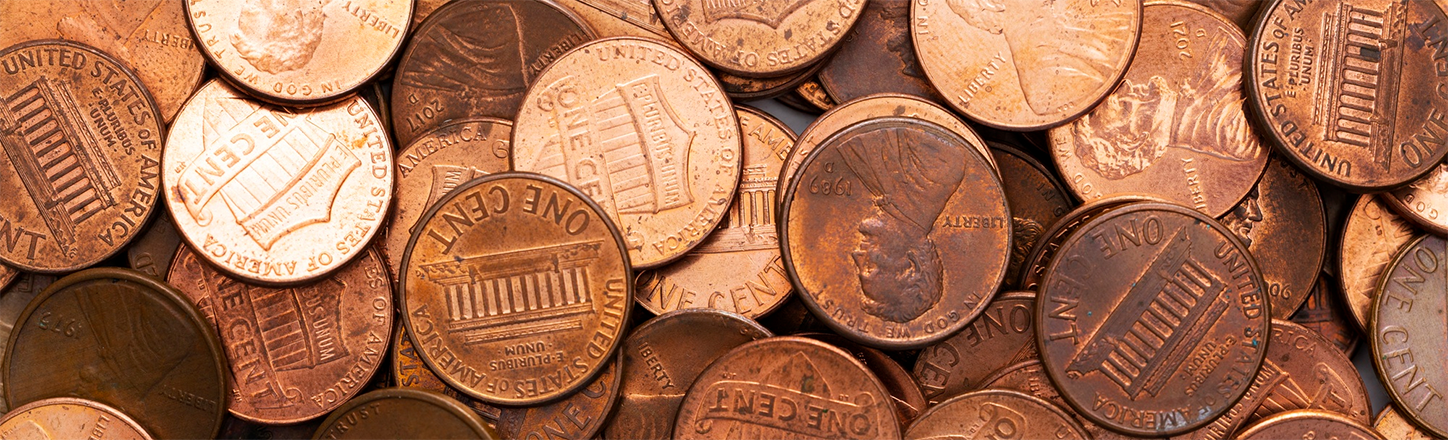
[
  {"left": 913, "top": 291, "right": 1038, "bottom": 406},
  {"left": 186, "top": 0, "right": 409, "bottom": 105},
  {"left": 1234, "top": 410, "right": 1385, "bottom": 440},
  {"left": 390, "top": 0, "right": 593, "bottom": 147},
  {"left": 1050, "top": 1, "right": 1267, "bottom": 218},
  {"left": 653, "top": 0, "right": 866, "bottom": 77},
  {"left": 400, "top": 173, "right": 632, "bottom": 405},
  {"left": 800, "top": 333, "right": 927, "bottom": 429},
  {"left": 1183, "top": 0, "right": 1260, "bottom": 30},
  {"left": 992, "top": 143, "right": 1074, "bottom": 288},
  {"left": 1290, "top": 272, "right": 1360, "bottom": 354},
  {"left": 818, "top": 0, "right": 939, "bottom": 103},
  {"left": 162, "top": 80, "right": 393, "bottom": 285},
  {"left": 980, "top": 361, "right": 1135, "bottom": 440},
  {"left": 1219, "top": 156, "right": 1326, "bottom": 319},
  {"left": 672, "top": 337, "right": 901, "bottom": 440},
  {"left": 1387, "top": 163, "right": 1448, "bottom": 236},
  {"left": 311, "top": 388, "right": 497, "bottom": 440},
  {"left": 1373, "top": 234, "right": 1448, "bottom": 438},
  {"left": 0, "top": 40, "right": 164, "bottom": 273},
  {"left": 913, "top": 0, "right": 1140, "bottom": 130},
  {"left": 511, "top": 37, "right": 742, "bottom": 269},
  {"left": 782, "top": 117, "right": 1010, "bottom": 350},
  {"left": 1375, "top": 405, "right": 1437, "bottom": 440},
  {"left": 0, "top": 274, "right": 53, "bottom": 414},
  {"left": 604, "top": 309, "right": 771, "bottom": 440},
  {"left": 3, "top": 268, "right": 227, "bottom": 440},
  {"left": 904, "top": 389, "right": 1088, "bottom": 440},
  {"left": 1340, "top": 195, "right": 1417, "bottom": 331},
  {"left": 1018, "top": 196, "right": 1148, "bottom": 294},
  {"left": 1037, "top": 202, "right": 1269, "bottom": 436},
  {"left": 0, "top": 0, "right": 205, "bottom": 122},
  {"left": 127, "top": 215, "right": 182, "bottom": 279},
  {"left": 384, "top": 118, "right": 512, "bottom": 278},
  {"left": 0, "top": 398, "right": 153, "bottom": 440},
  {"left": 635, "top": 107, "right": 793, "bottom": 318}
]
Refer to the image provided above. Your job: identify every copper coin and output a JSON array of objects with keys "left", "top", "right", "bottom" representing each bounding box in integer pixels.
[
  {"left": 490, "top": 354, "right": 621, "bottom": 440},
  {"left": 311, "top": 388, "right": 497, "bottom": 440},
  {"left": 1234, "top": 410, "right": 1385, "bottom": 440},
  {"left": 1219, "top": 155, "right": 1326, "bottom": 319},
  {"left": 399, "top": 173, "right": 632, "bottom": 405},
  {"left": 672, "top": 336, "right": 901, "bottom": 439},
  {"left": 1183, "top": 0, "right": 1260, "bottom": 30},
  {"left": 1290, "top": 272, "right": 1360, "bottom": 354},
  {"left": 0, "top": 273, "right": 53, "bottom": 414},
  {"left": 1249, "top": 0, "right": 1448, "bottom": 191},
  {"left": 359, "top": 81, "right": 394, "bottom": 141},
  {"left": 161, "top": 80, "right": 394, "bottom": 285},
  {"left": 410, "top": 0, "right": 450, "bottom": 34},
  {"left": 0, "top": 264, "right": 14, "bottom": 292},
  {"left": 776, "top": 91, "right": 824, "bottom": 114},
  {"left": 716, "top": 65, "right": 822, "bottom": 100},
  {"left": 794, "top": 79, "right": 836, "bottom": 112},
  {"left": 219, "top": 415, "right": 321, "bottom": 440},
  {"left": 817, "top": 0, "right": 939, "bottom": 103},
  {"left": 511, "top": 37, "right": 742, "bottom": 269},
  {"left": 390, "top": 0, "right": 593, "bottom": 147},
  {"left": 912, "top": 0, "right": 1140, "bottom": 130},
  {"left": 0, "top": 0, "right": 205, "bottom": 123},
  {"left": 1386, "top": 163, "right": 1448, "bottom": 236},
  {"left": 0, "top": 397, "right": 153, "bottom": 440},
  {"left": 392, "top": 327, "right": 505, "bottom": 424},
  {"left": 604, "top": 309, "right": 771, "bottom": 440},
  {"left": 1050, "top": 0, "right": 1267, "bottom": 218},
  {"left": 1037, "top": 201, "right": 1269, "bottom": 436},
  {"left": 0, "top": 40, "right": 164, "bottom": 273},
  {"left": 555, "top": 0, "right": 673, "bottom": 40},
  {"left": 913, "top": 291, "right": 1038, "bottom": 406},
  {"left": 1018, "top": 195, "right": 1149, "bottom": 293},
  {"left": 3, "top": 268, "right": 227, "bottom": 440},
  {"left": 635, "top": 107, "right": 793, "bottom": 318},
  {"left": 1372, "top": 234, "right": 1448, "bottom": 437},
  {"left": 384, "top": 118, "right": 512, "bottom": 278},
  {"left": 980, "top": 361, "right": 1138, "bottom": 440},
  {"left": 185, "top": 0, "right": 409, "bottom": 105},
  {"left": 652, "top": 0, "right": 866, "bottom": 77},
  {"left": 127, "top": 214, "right": 182, "bottom": 279},
  {"left": 781, "top": 117, "right": 1010, "bottom": 349},
  {"left": 903, "top": 389, "right": 1088, "bottom": 440},
  {"left": 799, "top": 333, "right": 927, "bottom": 429},
  {"left": 1340, "top": 195, "right": 1417, "bottom": 331},
  {"left": 991, "top": 143, "right": 1075, "bottom": 288},
  {"left": 1375, "top": 405, "right": 1437, "bottom": 440}
]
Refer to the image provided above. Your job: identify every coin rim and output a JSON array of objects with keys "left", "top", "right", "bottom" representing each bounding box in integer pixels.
[
  {"left": 1369, "top": 233, "right": 1447, "bottom": 438},
  {"left": 903, "top": 388, "right": 1089, "bottom": 439},
  {"left": 1234, "top": 409, "right": 1386, "bottom": 440},
  {"left": 309, "top": 388, "right": 497, "bottom": 440},
  {"left": 1, "top": 397, "right": 155, "bottom": 440}
]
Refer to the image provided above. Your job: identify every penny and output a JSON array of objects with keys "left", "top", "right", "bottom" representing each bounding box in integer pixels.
[
  {"left": 490, "top": 355, "right": 621, "bottom": 440},
  {"left": 411, "top": 0, "right": 451, "bottom": 34},
  {"left": 913, "top": 0, "right": 1139, "bottom": 130},
  {"left": 1234, "top": 410, "right": 1385, "bottom": 440},
  {"left": 0, "top": 40, "right": 164, "bottom": 273},
  {"left": 311, "top": 388, "right": 497, "bottom": 440},
  {"left": 511, "top": 37, "right": 742, "bottom": 269},
  {"left": 1340, "top": 195, "right": 1417, "bottom": 331},
  {"left": 399, "top": 173, "right": 632, "bottom": 405},
  {"left": 0, "top": 265, "right": 14, "bottom": 291},
  {"left": 817, "top": 0, "right": 939, "bottom": 103},
  {"left": 0, "top": 0, "right": 205, "bottom": 122},
  {"left": 186, "top": 0, "right": 409, "bottom": 105},
  {"left": 1183, "top": 0, "right": 1260, "bottom": 30},
  {"left": 652, "top": 0, "right": 866, "bottom": 77},
  {"left": 913, "top": 291, "right": 1038, "bottom": 406},
  {"left": 1375, "top": 405, "right": 1437, "bottom": 440},
  {"left": 1387, "top": 163, "right": 1448, "bottom": 236},
  {"left": 390, "top": 0, "right": 593, "bottom": 147},
  {"left": 384, "top": 118, "right": 512, "bottom": 278},
  {"left": 1018, "top": 196, "right": 1149, "bottom": 293},
  {"left": 1050, "top": 0, "right": 1267, "bottom": 218},
  {"left": 127, "top": 214, "right": 182, "bottom": 280},
  {"left": 0, "top": 397, "right": 153, "bottom": 440},
  {"left": 555, "top": 0, "right": 672, "bottom": 40},
  {"left": 4, "top": 268, "right": 227, "bottom": 440},
  {"left": 0, "top": 273, "right": 53, "bottom": 414},
  {"left": 800, "top": 333, "right": 927, "bottom": 429},
  {"left": 219, "top": 416, "right": 321, "bottom": 440},
  {"left": 1037, "top": 201, "right": 1269, "bottom": 436},
  {"left": 634, "top": 107, "right": 793, "bottom": 318},
  {"left": 716, "top": 65, "right": 821, "bottom": 100},
  {"left": 903, "top": 389, "right": 1088, "bottom": 440},
  {"left": 1219, "top": 156, "right": 1326, "bottom": 319},
  {"left": 781, "top": 117, "right": 1010, "bottom": 349},
  {"left": 776, "top": 91, "right": 824, "bottom": 114},
  {"left": 672, "top": 336, "right": 901, "bottom": 439},
  {"left": 603, "top": 309, "right": 771, "bottom": 440},
  {"left": 794, "top": 79, "right": 836, "bottom": 112},
  {"left": 991, "top": 143, "right": 1074, "bottom": 288},
  {"left": 161, "top": 80, "right": 393, "bottom": 285},
  {"left": 980, "top": 361, "right": 1139, "bottom": 440},
  {"left": 1372, "top": 234, "right": 1448, "bottom": 438},
  {"left": 392, "top": 327, "right": 504, "bottom": 424},
  {"left": 1290, "top": 272, "right": 1360, "bottom": 354}
]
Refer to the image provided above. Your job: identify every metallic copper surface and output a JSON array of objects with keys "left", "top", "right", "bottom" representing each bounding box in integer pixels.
[
  {"left": 555, "top": 0, "right": 672, "bottom": 40},
  {"left": 219, "top": 415, "right": 321, "bottom": 440},
  {"left": 635, "top": 107, "right": 793, "bottom": 318},
  {"left": 913, "top": 0, "right": 1140, "bottom": 130},
  {"left": 794, "top": 79, "right": 836, "bottom": 112},
  {"left": 817, "top": 0, "right": 939, "bottom": 103},
  {"left": 511, "top": 37, "right": 742, "bottom": 269},
  {"left": 1017, "top": 196, "right": 1148, "bottom": 292},
  {"left": 980, "top": 361, "right": 1139, "bottom": 440},
  {"left": 991, "top": 143, "right": 1075, "bottom": 288},
  {"left": 776, "top": 91, "right": 824, "bottom": 114},
  {"left": 0, "top": 40, "right": 164, "bottom": 273},
  {"left": 1290, "top": 272, "right": 1360, "bottom": 355},
  {"left": 399, "top": 173, "right": 632, "bottom": 405},
  {"left": 0, "top": 274, "right": 54, "bottom": 414},
  {"left": 186, "top": 0, "right": 410, "bottom": 105},
  {"left": 1387, "top": 163, "right": 1448, "bottom": 236},
  {"left": 411, "top": 0, "right": 451, "bottom": 34},
  {"left": 1050, "top": 0, "right": 1267, "bottom": 218},
  {"left": 392, "top": 327, "right": 504, "bottom": 424},
  {"left": 1234, "top": 410, "right": 1385, "bottom": 440},
  {"left": 490, "top": 355, "right": 621, "bottom": 440},
  {"left": 1184, "top": 0, "right": 1261, "bottom": 30},
  {"left": 603, "top": 309, "right": 771, "bottom": 440},
  {"left": 781, "top": 117, "right": 1010, "bottom": 350},
  {"left": 1036, "top": 201, "right": 1269, "bottom": 436},
  {"left": 800, "top": 333, "right": 926, "bottom": 429},
  {"left": 672, "top": 336, "right": 901, "bottom": 439},
  {"left": 0, "top": 265, "right": 14, "bottom": 292},
  {"left": 653, "top": 0, "right": 866, "bottom": 77},
  {"left": 127, "top": 215, "right": 182, "bottom": 280},
  {"left": 1340, "top": 195, "right": 1417, "bottom": 331},
  {"left": 1372, "top": 234, "right": 1448, "bottom": 438},
  {"left": 1375, "top": 405, "right": 1437, "bottom": 440},
  {"left": 903, "top": 389, "right": 1088, "bottom": 440},
  {"left": 716, "top": 65, "right": 821, "bottom": 100},
  {"left": 390, "top": 0, "right": 593, "bottom": 147},
  {"left": 913, "top": 291, "right": 1038, "bottom": 406},
  {"left": 1219, "top": 156, "right": 1326, "bottom": 319},
  {"left": 161, "top": 80, "right": 394, "bottom": 285},
  {"left": 1247, "top": 0, "right": 1448, "bottom": 191},
  {"left": 311, "top": 388, "right": 497, "bottom": 440},
  {"left": 0, "top": 397, "right": 153, "bottom": 440},
  {"left": 3, "top": 268, "right": 227, "bottom": 440}
]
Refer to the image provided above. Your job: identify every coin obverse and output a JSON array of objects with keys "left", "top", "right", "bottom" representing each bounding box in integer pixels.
[
  {"left": 653, "top": 0, "right": 867, "bottom": 77},
  {"left": 0, "top": 397, "right": 153, "bottom": 440},
  {"left": 903, "top": 389, "right": 1089, "bottom": 440},
  {"left": 1217, "top": 156, "right": 1326, "bottom": 319},
  {"left": 311, "top": 388, "right": 497, "bottom": 440}
]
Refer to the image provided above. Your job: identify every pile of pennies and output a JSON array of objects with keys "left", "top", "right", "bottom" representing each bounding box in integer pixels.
[{"left": 5, "top": 0, "right": 1448, "bottom": 438}]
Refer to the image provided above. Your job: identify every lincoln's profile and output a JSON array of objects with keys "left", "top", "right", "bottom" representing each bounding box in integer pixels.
[{"left": 232, "top": 0, "right": 328, "bottom": 74}]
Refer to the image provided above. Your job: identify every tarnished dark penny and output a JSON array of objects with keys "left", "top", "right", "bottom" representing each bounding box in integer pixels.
[
  {"left": 1387, "top": 163, "right": 1448, "bottom": 236},
  {"left": 817, "top": 0, "right": 939, "bottom": 103},
  {"left": 782, "top": 117, "right": 1010, "bottom": 350},
  {"left": 411, "top": 0, "right": 451, "bottom": 34},
  {"left": 1184, "top": 0, "right": 1261, "bottom": 30},
  {"left": 980, "top": 361, "right": 1137, "bottom": 440},
  {"left": 3, "top": 268, "right": 227, "bottom": 440},
  {"left": 311, "top": 388, "right": 497, "bottom": 440},
  {"left": 0, "top": 273, "right": 53, "bottom": 414},
  {"left": 1375, "top": 405, "right": 1437, "bottom": 440},
  {"left": 912, "top": 0, "right": 1140, "bottom": 130},
  {"left": 1051, "top": 0, "right": 1267, "bottom": 218},
  {"left": 603, "top": 309, "right": 771, "bottom": 440},
  {"left": 1219, "top": 156, "right": 1326, "bottom": 319},
  {"left": 0, "top": 397, "right": 153, "bottom": 440},
  {"left": 0, "top": 265, "right": 14, "bottom": 292},
  {"left": 776, "top": 92, "right": 824, "bottom": 114},
  {"left": 652, "top": 0, "right": 866, "bottom": 77},
  {"left": 392, "top": 327, "right": 504, "bottom": 424},
  {"left": 672, "top": 336, "right": 901, "bottom": 439},
  {"left": 1018, "top": 196, "right": 1150, "bottom": 292},
  {"left": 1037, "top": 201, "right": 1269, "bottom": 436},
  {"left": 1341, "top": 195, "right": 1417, "bottom": 331},
  {"left": 556, "top": 0, "right": 672, "bottom": 40},
  {"left": 1248, "top": 0, "right": 1448, "bottom": 191},
  {"left": 716, "top": 65, "right": 822, "bottom": 100},
  {"left": 635, "top": 107, "right": 793, "bottom": 318},
  {"left": 390, "top": 0, "right": 593, "bottom": 147},
  {"left": 800, "top": 333, "right": 926, "bottom": 429},
  {"left": 1372, "top": 234, "right": 1448, "bottom": 438},
  {"left": 903, "top": 389, "right": 1088, "bottom": 440},
  {"left": 127, "top": 215, "right": 182, "bottom": 280},
  {"left": 219, "top": 416, "right": 321, "bottom": 440},
  {"left": 0, "top": 40, "right": 164, "bottom": 273},
  {"left": 400, "top": 173, "right": 632, "bottom": 405},
  {"left": 913, "top": 291, "right": 1038, "bottom": 406},
  {"left": 1290, "top": 272, "right": 1360, "bottom": 354},
  {"left": 992, "top": 143, "right": 1074, "bottom": 288},
  {"left": 1234, "top": 410, "right": 1385, "bottom": 440},
  {"left": 794, "top": 79, "right": 836, "bottom": 113}
]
